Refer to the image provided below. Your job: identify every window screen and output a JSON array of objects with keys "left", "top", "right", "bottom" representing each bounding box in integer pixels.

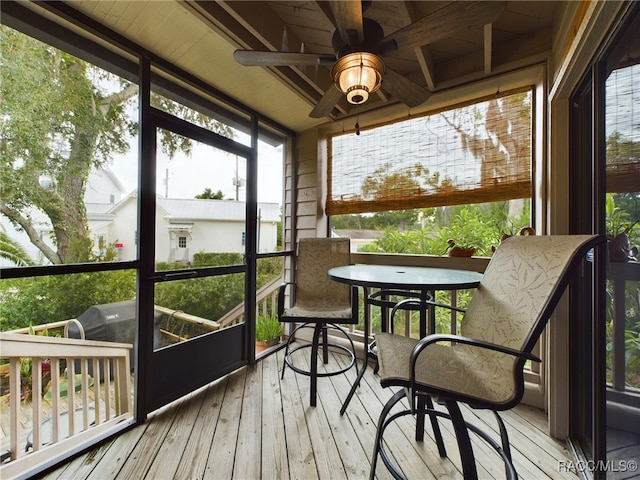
[{"left": 327, "top": 88, "right": 533, "bottom": 215}]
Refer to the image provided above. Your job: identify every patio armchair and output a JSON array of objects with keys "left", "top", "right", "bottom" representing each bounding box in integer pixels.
[
  {"left": 278, "top": 237, "right": 359, "bottom": 407},
  {"left": 371, "top": 234, "right": 605, "bottom": 479}
]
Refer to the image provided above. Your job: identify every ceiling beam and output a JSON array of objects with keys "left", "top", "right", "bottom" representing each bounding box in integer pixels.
[
  {"left": 397, "top": 1, "right": 436, "bottom": 90},
  {"left": 484, "top": 24, "right": 493, "bottom": 74},
  {"left": 217, "top": 1, "right": 349, "bottom": 116},
  {"left": 187, "top": 0, "right": 346, "bottom": 116}
]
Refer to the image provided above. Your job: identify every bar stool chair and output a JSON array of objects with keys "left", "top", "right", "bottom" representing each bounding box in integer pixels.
[{"left": 278, "top": 237, "right": 359, "bottom": 407}]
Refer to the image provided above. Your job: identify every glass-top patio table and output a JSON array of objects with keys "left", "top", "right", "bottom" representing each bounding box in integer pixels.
[{"left": 328, "top": 264, "right": 483, "bottom": 415}]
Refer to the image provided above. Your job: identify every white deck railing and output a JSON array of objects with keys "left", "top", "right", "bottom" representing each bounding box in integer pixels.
[{"left": 0, "top": 333, "right": 132, "bottom": 479}]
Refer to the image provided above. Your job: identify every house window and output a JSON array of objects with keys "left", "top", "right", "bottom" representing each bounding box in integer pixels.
[
  {"left": 178, "top": 235, "right": 187, "bottom": 248},
  {"left": 241, "top": 232, "right": 246, "bottom": 246}
]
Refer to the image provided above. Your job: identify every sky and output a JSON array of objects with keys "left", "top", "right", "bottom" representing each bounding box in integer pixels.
[{"left": 108, "top": 132, "right": 284, "bottom": 206}]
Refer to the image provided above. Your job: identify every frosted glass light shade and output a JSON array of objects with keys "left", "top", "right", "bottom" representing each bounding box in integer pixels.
[{"left": 332, "top": 53, "right": 384, "bottom": 105}]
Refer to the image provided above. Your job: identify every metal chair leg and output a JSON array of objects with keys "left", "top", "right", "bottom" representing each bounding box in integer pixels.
[
  {"left": 281, "top": 322, "right": 306, "bottom": 379},
  {"left": 494, "top": 411, "right": 512, "bottom": 478},
  {"left": 444, "top": 400, "right": 478, "bottom": 480},
  {"left": 425, "top": 396, "right": 447, "bottom": 457},
  {"left": 309, "top": 323, "right": 323, "bottom": 407},
  {"left": 370, "top": 389, "right": 407, "bottom": 480},
  {"left": 372, "top": 395, "right": 517, "bottom": 480},
  {"left": 321, "top": 324, "right": 329, "bottom": 364}
]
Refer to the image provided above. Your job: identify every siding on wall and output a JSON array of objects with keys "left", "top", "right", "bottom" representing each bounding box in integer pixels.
[{"left": 293, "top": 129, "right": 320, "bottom": 246}]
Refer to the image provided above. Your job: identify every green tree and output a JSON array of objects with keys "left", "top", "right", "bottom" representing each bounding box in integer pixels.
[
  {"left": 440, "top": 92, "right": 531, "bottom": 189},
  {"left": 195, "top": 188, "right": 225, "bottom": 200},
  {"left": 0, "top": 229, "right": 34, "bottom": 267},
  {"left": 1, "top": 26, "right": 136, "bottom": 263},
  {"left": 0, "top": 26, "right": 232, "bottom": 264},
  {"left": 0, "top": 270, "right": 136, "bottom": 331}
]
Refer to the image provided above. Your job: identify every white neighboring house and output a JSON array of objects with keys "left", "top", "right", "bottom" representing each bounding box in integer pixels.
[
  {"left": 101, "top": 194, "right": 280, "bottom": 263},
  {"left": 85, "top": 168, "right": 128, "bottom": 258},
  {"left": 332, "top": 229, "right": 384, "bottom": 252},
  {"left": 0, "top": 168, "right": 126, "bottom": 266},
  {"left": 1, "top": 168, "right": 280, "bottom": 266}
]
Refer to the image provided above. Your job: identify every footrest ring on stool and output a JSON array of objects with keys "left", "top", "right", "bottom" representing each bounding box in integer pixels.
[{"left": 283, "top": 323, "right": 356, "bottom": 378}]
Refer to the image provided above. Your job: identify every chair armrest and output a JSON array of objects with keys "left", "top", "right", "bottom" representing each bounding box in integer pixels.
[
  {"left": 408, "top": 333, "right": 541, "bottom": 387},
  {"left": 277, "top": 282, "right": 294, "bottom": 316}
]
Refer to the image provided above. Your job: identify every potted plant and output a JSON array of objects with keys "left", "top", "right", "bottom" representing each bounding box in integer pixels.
[
  {"left": 255, "top": 314, "right": 283, "bottom": 352},
  {"left": 605, "top": 194, "right": 639, "bottom": 262},
  {"left": 440, "top": 209, "right": 487, "bottom": 257},
  {"left": 492, "top": 226, "right": 535, "bottom": 252},
  {"left": 444, "top": 238, "right": 477, "bottom": 257}
]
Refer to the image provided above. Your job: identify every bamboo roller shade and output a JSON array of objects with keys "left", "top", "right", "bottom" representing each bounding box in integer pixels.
[{"left": 327, "top": 89, "right": 533, "bottom": 215}]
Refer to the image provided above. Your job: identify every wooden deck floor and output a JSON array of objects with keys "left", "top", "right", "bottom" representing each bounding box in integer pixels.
[{"left": 38, "top": 346, "right": 577, "bottom": 480}]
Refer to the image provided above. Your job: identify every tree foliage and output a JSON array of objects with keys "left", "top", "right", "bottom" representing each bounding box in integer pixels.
[
  {"left": 1, "top": 26, "right": 233, "bottom": 265},
  {"left": 358, "top": 201, "right": 531, "bottom": 257},
  {"left": 0, "top": 229, "right": 33, "bottom": 267},
  {"left": 0, "top": 270, "right": 136, "bottom": 331},
  {"left": 1, "top": 26, "right": 136, "bottom": 263},
  {"left": 195, "top": 188, "right": 225, "bottom": 200}
]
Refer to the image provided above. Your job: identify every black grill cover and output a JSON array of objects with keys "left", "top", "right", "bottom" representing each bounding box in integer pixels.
[{"left": 67, "top": 300, "right": 162, "bottom": 371}]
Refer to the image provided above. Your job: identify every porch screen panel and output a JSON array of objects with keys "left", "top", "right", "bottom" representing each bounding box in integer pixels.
[{"left": 327, "top": 88, "right": 532, "bottom": 215}]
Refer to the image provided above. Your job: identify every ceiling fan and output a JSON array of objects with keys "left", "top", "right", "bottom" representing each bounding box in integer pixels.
[{"left": 233, "top": 1, "right": 506, "bottom": 118}]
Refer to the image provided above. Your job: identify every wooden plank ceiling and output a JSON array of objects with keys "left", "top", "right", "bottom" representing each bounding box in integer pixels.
[{"left": 55, "top": 1, "right": 560, "bottom": 133}]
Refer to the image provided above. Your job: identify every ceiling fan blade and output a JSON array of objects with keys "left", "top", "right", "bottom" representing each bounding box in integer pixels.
[
  {"left": 309, "top": 87, "right": 343, "bottom": 118},
  {"left": 383, "top": 69, "right": 432, "bottom": 108},
  {"left": 379, "top": 1, "right": 506, "bottom": 54},
  {"left": 234, "top": 50, "right": 334, "bottom": 66},
  {"left": 330, "top": 0, "right": 363, "bottom": 45}
]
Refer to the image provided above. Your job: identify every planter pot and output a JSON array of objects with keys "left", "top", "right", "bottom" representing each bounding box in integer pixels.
[
  {"left": 447, "top": 246, "right": 477, "bottom": 257},
  {"left": 492, "top": 226, "right": 536, "bottom": 252},
  {"left": 256, "top": 339, "right": 279, "bottom": 353},
  {"left": 608, "top": 233, "right": 638, "bottom": 262}
]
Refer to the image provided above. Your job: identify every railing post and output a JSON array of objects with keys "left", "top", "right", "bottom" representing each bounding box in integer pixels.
[
  {"left": 612, "top": 276, "right": 627, "bottom": 391},
  {"left": 9, "top": 357, "right": 20, "bottom": 461}
]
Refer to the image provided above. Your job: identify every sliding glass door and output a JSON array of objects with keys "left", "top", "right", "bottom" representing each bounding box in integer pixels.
[{"left": 569, "top": 5, "right": 640, "bottom": 478}]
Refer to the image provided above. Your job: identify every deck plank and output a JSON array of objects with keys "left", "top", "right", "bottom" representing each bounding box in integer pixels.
[
  {"left": 233, "top": 361, "right": 263, "bottom": 480},
  {"left": 112, "top": 392, "right": 191, "bottom": 480},
  {"left": 36, "top": 346, "right": 577, "bottom": 480},
  {"left": 145, "top": 386, "right": 206, "bottom": 480},
  {"left": 295, "top": 348, "right": 349, "bottom": 480},
  {"left": 314, "top": 352, "right": 370, "bottom": 479},
  {"left": 173, "top": 375, "right": 229, "bottom": 479},
  {"left": 260, "top": 351, "right": 289, "bottom": 480},
  {"left": 203, "top": 368, "right": 246, "bottom": 480},
  {"left": 278, "top": 348, "right": 319, "bottom": 480}
]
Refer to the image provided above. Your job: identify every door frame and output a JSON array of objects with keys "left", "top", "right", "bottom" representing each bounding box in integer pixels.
[{"left": 137, "top": 58, "right": 257, "bottom": 415}]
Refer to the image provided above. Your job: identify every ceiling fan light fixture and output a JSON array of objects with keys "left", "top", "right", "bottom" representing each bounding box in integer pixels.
[{"left": 332, "top": 52, "right": 384, "bottom": 105}]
